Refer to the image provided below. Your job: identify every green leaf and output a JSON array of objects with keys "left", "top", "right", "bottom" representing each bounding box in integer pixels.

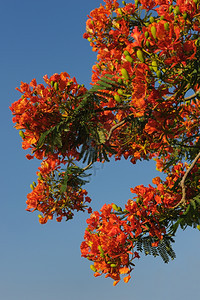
[
  {"left": 60, "top": 172, "right": 68, "bottom": 193},
  {"left": 190, "top": 199, "right": 196, "bottom": 210},
  {"left": 182, "top": 204, "right": 190, "bottom": 215},
  {"left": 96, "top": 80, "right": 113, "bottom": 88},
  {"left": 97, "top": 129, "right": 106, "bottom": 144},
  {"left": 102, "top": 147, "right": 110, "bottom": 162}
]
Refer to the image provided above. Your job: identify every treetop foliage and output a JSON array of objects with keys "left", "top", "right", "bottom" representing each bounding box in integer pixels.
[{"left": 10, "top": 0, "right": 200, "bottom": 286}]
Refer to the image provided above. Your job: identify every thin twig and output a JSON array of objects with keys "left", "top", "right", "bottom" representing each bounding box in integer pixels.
[
  {"left": 107, "top": 119, "right": 127, "bottom": 141},
  {"left": 173, "top": 151, "right": 200, "bottom": 208}
]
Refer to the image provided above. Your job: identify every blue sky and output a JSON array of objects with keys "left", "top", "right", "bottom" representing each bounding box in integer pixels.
[{"left": 1, "top": 0, "right": 200, "bottom": 299}]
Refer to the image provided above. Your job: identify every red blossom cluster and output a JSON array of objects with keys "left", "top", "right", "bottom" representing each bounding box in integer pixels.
[
  {"left": 81, "top": 203, "right": 140, "bottom": 285},
  {"left": 10, "top": 73, "right": 92, "bottom": 223},
  {"left": 80, "top": 158, "right": 200, "bottom": 283},
  {"left": 10, "top": 0, "right": 200, "bottom": 285}
]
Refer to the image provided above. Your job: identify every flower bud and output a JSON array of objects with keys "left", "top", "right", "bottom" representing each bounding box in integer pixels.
[
  {"left": 151, "top": 26, "right": 156, "bottom": 39},
  {"left": 152, "top": 60, "right": 158, "bottom": 72},
  {"left": 136, "top": 49, "right": 145, "bottom": 63},
  {"left": 114, "top": 94, "right": 122, "bottom": 103},
  {"left": 156, "top": 70, "right": 162, "bottom": 78},
  {"left": 90, "top": 265, "right": 97, "bottom": 272},
  {"left": 164, "top": 22, "right": 169, "bottom": 31},
  {"left": 54, "top": 82, "right": 58, "bottom": 90},
  {"left": 19, "top": 130, "right": 25, "bottom": 139},
  {"left": 126, "top": 55, "right": 133, "bottom": 63},
  {"left": 150, "top": 16, "right": 154, "bottom": 23},
  {"left": 121, "top": 68, "right": 129, "bottom": 80}
]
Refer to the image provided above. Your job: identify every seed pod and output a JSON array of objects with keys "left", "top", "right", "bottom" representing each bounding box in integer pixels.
[
  {"left": 122, "top": 1, "right": 126, "bottom": 5},
  {"left": 117, "top": 78, "right": 123, "bottom": 84},
  {"left": 32, "top": 181, "right": 36, "bottom": 187},
  {"left": 151, "top": 26, "right": 157, "bottom": 39},
  {"left": 136, "top": 49, "right": 145, "bottom": 63},
  {"left": 197, "top": 224, "right": 200, "bottom": 231},
  {"left": 19, "top": 130, "right": 25, "bottom": 139},
  {"left": 121, "top": 68, "right": 129, "bottom": 80},
  {"left": 164, "top": 22, "right": 169, "bottom": 31},
  {"left": 125, "top": 55, "right": 133, "bottom": 63},
  {"left": 90, "top": 265, "right": 97, "bottom": 272},
  {"left": 50, "top": 80, "right": 54, "bottom": 87},
  {"left": 152, "top": 60, "right": 158, "bottom": 72},
  {"left": 144, "top": 31, "right": 149, "bottom": 38},
  {"left": 160, "top": 15, "right": 164, "bottom": 20},
  {"left": 110, "top": 264, "right": 117, "bottom": 268},
  {"left": 112, "top": 204, "right": 119, "bottom": 211},
  {"left": 150, "top": 16, "right": 154, "bottom": 23},
  {"left": 54, "top": 82, "right": 58, "bottom": 90},
  {"left": 114, "top": 94, "right": 122, "bottom": 103}
]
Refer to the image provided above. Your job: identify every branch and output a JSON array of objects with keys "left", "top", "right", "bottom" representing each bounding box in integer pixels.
[
  {"left": 107, "top": 119, "right": 127, "bottom": 141},
  {"left": 82, "top": 161, "right": 93, "bottom": 171},
  {"left": 95, "top": 104, "right": 130, "bottom": 113},
  {"left": 173, "top": 151, "right": 200, "bottom": 208},
  {"left": 165, "top": 87, "right": 199, "bottom": 103},
  {"left": 106, "top": 112, "right": 138, "bottom": 141}
]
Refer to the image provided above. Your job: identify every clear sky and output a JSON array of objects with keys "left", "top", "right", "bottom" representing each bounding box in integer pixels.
[{"left": 1, "top": 0, "right": 200, "bottom": 299}]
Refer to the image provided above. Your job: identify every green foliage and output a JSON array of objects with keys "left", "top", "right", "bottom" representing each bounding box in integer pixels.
[
  {"left": 169, "top": 195, "right": 200, "bottom": 235},
  {"left": 135, "top": 235, "right": 176, "bottom": 263},
  {"left": 60, "top": 165, "right": 91, "bottom": 193}
]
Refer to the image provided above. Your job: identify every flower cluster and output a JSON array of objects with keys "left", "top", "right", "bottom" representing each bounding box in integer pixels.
[
  {"left": 10, "top": 73, "right": 92, "bottom": 222},
  {"left": 81, "top": 204, "right": 140, "bottom": 286}
]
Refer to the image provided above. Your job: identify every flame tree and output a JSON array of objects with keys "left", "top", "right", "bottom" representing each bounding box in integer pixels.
[{"left": 10, "top": 0, "right": 200, "bottom": 286}]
